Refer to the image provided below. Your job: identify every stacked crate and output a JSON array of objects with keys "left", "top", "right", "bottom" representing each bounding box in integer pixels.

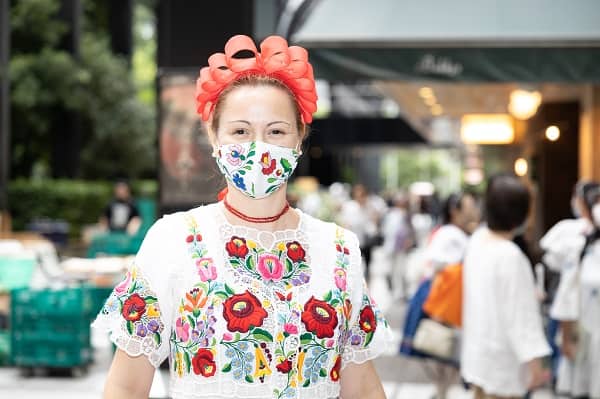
[{"left": 10, "top": 286, "right": 93, "bottom": 372}]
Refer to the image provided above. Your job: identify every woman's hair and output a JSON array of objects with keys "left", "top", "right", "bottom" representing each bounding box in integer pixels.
[
  {"left": 210, "top": 74, "right": 304, "bottom": 134},
  {"left": 440, "top": 192, "right": 474, "bottom": 225},
  {"left": 581, "top": 182, "right": 600, "bottom": 215},
  {"left": 484, "top": 174, "right": 530, "bottom": 231},
  {"left": 580, "top": 186, "right": 600, "bottom": 262}
]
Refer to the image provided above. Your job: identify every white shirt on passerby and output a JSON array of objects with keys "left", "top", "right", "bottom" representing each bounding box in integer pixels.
[
  {"left": 423, "top": 224, "right": 468, "bottom": 278},
  {"left": 461, "top": 228, "right": 551, "bottom": 397},
  {"left": 540, "top": 218, "right": 591, "bottom": 272}
]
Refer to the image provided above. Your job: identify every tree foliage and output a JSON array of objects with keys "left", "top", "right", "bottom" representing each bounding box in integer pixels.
[{"left": 9, "top": 0, "right": 156, "bottom": 179}]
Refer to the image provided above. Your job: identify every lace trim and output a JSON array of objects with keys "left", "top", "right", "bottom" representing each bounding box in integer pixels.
[
  {"left": 91, "top": 314, "right": 167, "bottom": 368},
  {"left": 340, "top": 324, "right": 394, "bottom": 370},
  {"left": 170, "top": 377, "right": 340, "bottom": 399}
]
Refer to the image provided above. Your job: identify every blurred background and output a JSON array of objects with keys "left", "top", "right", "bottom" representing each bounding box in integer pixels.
[{"left": 0, "top": 0, "right": 599, "bottom": 398}]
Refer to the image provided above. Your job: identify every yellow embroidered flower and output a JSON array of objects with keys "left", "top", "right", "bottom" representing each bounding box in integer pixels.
[
  {"left": 297, "top": 350, "right": 305, "bottom": 382},
  {"left": 290, "top": 374, "right": 298, "bottom": 388},
  {"left": 247, "top": 240, "right": 257, "bottom": 249},
  {"left": 179, "top": 304, "right": 185, "bottom": 315},
  {"left": 253, "top": 347, "right": 272, "bottom": 379},
  {"left": 335, "top": 227, "right": 343, "bottom": 239},
  {"left": 176, "top": 352, "right": 185, "bottom": 377},
  {"left": 147, "top": 304, "right": 160, "bottom": 318},
  {"left": 131, "top": 266, "right": 138, "bottom": 280},
  {"left": 276, "top": 332, "right": 284, "bottom": 342},
  {"left": 277, "top": 242, "right": 286, "bottom": 252},
  {"left": 263, "top": 299, "right": 271, "bottom": 308}
]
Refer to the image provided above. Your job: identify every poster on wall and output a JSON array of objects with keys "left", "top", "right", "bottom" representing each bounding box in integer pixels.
[{"left": 159, "top": 73, "right": 223, "bottom": 209}]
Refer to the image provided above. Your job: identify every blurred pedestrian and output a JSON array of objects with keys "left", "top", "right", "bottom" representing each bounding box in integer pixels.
[
  {"left": 100, "top": 180, "right": 141, "bottom": 235},
  {"left": 93, "top": 35, "right": 392, "bottom": 399},
  {"left": 338, "top": 183, "right": 387, "bottom": 283},
  {"left": 381, "top": 191, "right": 415, "bottom": 299},
  {"left": 462, "top": 174, "right": 551, "bottom": 398},
  {"left": 551, "top": 185, "right": 600, "bottom": 398}
]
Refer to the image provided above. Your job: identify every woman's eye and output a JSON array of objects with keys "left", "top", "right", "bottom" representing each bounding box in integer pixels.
[
  {"left": 270, "top": 129, "right": 286, "bottom": 135},
  {"left": 233, "top": 129, "right": 247, "bottom": 135}
]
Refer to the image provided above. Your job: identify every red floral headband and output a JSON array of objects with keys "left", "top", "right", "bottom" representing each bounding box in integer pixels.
[{"left": 195, "top": 35, "right": 318, "bottom": 124}]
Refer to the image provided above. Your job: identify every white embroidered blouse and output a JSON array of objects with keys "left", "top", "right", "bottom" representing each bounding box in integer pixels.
[{"left": 92, "top": 203, "right": 392, "bottom": 399}]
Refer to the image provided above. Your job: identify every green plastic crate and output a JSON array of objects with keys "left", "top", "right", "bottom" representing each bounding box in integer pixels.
[
  {"left": 11, "top": 343, "right": 91, "bottom": 368},
  {"left": 88, "top": 286, "right": 114, "bottom": 317},
  {"left": 0, "top": 331, "right": 9, "bottom": 366},
  {"left": 0, "top": 257, "right": 37, "bottom": 292},
  {"left": 11, "top": 287, "right": 93, "bottom": 318}
]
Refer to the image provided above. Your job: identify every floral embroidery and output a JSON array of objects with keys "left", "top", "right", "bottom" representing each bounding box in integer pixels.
[
  {"left": 348, "top": 292, "right": 388, "bottom": 349},
  {"left": 225, "top": 236, "right": 311, "bottom": 289},
  {"left": 226, "top": 144, "right": 245, "bottom": 167},
  {"left": 222, "top": 291, "right": 268, "bottom": 333},
  {"left": 192, "top": 348, "right": 217, "bottom": 377},
  {"left": 260, "top": 152, "right": 277, "bottom": 175},
  {"left": 101, "top": 266, "right": 164, "bottom": 348},
  {"left": 301, "top": 297, "right": 338, "bottom": 339}
]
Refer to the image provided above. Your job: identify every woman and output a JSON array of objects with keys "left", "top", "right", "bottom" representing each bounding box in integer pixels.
[
  {"left": 551, "top": 186, "right": 600, "bottom": 398},
  {"left": 93, "top": 35, "right": 392, "bottom": 399},
  {"left": 461, "top": 175, "right": 551, "bottom": 398}
]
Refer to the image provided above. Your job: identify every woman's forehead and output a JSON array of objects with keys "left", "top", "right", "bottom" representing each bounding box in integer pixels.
[{"left": 219, "top": 85, "right": 296, "bottom": 123}]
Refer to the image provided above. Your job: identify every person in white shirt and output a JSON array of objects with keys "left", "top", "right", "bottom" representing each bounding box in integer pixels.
[
  {"left": 462, "top": 175, "right": 551, "bottom": 399},
  {"left": 551, "top": 186, "right": 600, "bottom": 398}
]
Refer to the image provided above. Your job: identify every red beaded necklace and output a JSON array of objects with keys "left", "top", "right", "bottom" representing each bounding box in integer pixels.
[{"left": 223, "top": 197, "right": 290, "bottom": 224}]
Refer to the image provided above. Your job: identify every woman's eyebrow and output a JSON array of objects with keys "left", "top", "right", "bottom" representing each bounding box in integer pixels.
[
  {"left": 227, "top": 120, "right": 251, "bottom": 125},
  {"left": 267, "top": 121, "right": 291, "bottom": 127}
]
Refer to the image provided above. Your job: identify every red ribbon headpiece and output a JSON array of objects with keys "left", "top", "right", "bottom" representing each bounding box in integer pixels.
[{"left": 195, "top": 35, "right": 318, "bottom": 124}]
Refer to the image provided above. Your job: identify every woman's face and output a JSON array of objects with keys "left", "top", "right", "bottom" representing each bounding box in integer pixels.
[{"left": 212, "top": 85, "right": 302, "bottom": 150}]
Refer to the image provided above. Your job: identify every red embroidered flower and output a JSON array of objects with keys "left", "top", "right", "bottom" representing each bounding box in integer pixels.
[
  {"left": 260, "top": 152, "right": 277, "bottom": 175},
  {"left": 301, "top": 296, "right": 338, "bottom": 339},
  {"left": 276, "top": 359, "right": 293, "bottom": 374},
  {"left": 192, "top": 349, "right": 217, "bottom": 377},
  {"left": 225, "top": 236, "right": 249, "bottom": 258},
  {"left": 196, "top": 233, "right": 203, "bottom": 242},
  {"left": 186, "top": 235, "right": 194, "bottom": 243},
  {"left": 330, "top": 355, "right": 342, "bottom": 381},
  {"left": 276, "top": 291, "right": 293, "bottom": 301},
  {"left": 222, "top": 291, "right": 268, "bottom": 333},
  {"left": 286, "top": 241, "right": 306, "bottom": 262},
  {"left": 122, "top": 293, "right": 146, "bottom": 322},
  {"left": 343, "top": 247, "right": 350, "bottom": 255},
  {"left": 359, "top": 305, "right": 377, "bottom": 333}
]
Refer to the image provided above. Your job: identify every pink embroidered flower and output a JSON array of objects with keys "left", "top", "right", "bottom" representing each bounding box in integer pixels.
[
  {"left": 226, "top": 144, "right": 244, "bottom": 166},
  {"left": 196, "top": 257, "right": 217, "bottom": 282},
  {"left": 176, "top": 317, "right": 190, "bottom": 342},
  {"left": 257, "top": 253, "right": 284, "bottom": 281},
  {"left": 114, "top": 271, "right": 132, "bottom": 295},
  {"left": 222, "top": 332, "right": 233, "bottom": 341},
  {"left": 334, "top": 268, "right": 347, "bottom": 291},
  {"left": 283, "top": 323, "right": 299, "bottom": 335},
  {"left": 326, "top": 339, "right": 335, "bottom": 348}
]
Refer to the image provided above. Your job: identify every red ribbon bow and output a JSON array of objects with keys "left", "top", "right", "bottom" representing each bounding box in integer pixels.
[{"left": 195, "top": 35, "right": 318, "bottom": 124}]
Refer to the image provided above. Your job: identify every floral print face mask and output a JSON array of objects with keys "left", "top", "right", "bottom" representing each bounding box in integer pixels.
[{"left": 215, "top": 141, "right": 300, "bottom": 199}]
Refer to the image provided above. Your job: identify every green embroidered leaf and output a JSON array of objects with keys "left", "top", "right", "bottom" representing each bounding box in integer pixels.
[
  {"left": 280, "top": 158, "right": 292, "bottom": 172},
  {"left": 128, "top": 281, "right": 137, "bottom": 294},
  {"left": 214, "top": 291, "right": 229, "bottom": 300},
  {"left": 365, "top": 331, "right": 374, "bottom": 347},
  {"left": 229, "top": 258, "right": 241, "bottom": 267},
  {"left": 246, "top": 256, "right": 254, "bottom": 271},
  {"left": 246, "top": 159, "right": 254, "bottom": 165},
  {"left": 153, "top": 333, "right": 161, "bottom": 347},
  {"left": 330, "top": 298, "right": 341, "bottom": 307},
  {"left": 239, "top": 155, "right": 246, "bottom": 161},
  {"left": 222, "top": 362, "right": 232, "bottom": 373},
  {"left": 238, "top": 169, "right": 246, "bottom": 175},
  {"left": 273, "top": 389, "right": 280, "bottom": 396},
  {"left": 319, "top": 368, "right": 327, "bottom": 377},
  {"left": 187, "top": 315, "right": 196, "bottom": 329},
  {"left": 252, "top": 328, "right": 274, "bottom": 342},
  {"left": 244, "top": 165, "right": 252, "bottom": 170},
  {"left": 285, "top": 258, "right": 293, "bottom": 273},
  {"left": 267, "top": 177, "right": 277, "bottom": 184},
  {"left": 265, "top": 185, "right": 279, "bottom": 194},
  {"left": 144, "top": 296, "right": 158, "bottom": 304},
  {"left": 302, "top": 379, "right": 311, "bottom": 388},
  {"left": 126, "top": 321, "right": 134, "bottom": 335},
  {"left": 247, "top": 150, "right": 256, "bottom": 158},
  {"left": 323, "top": 290, "right": 333, "bottom": 302},
  {"left": 300, "top": 333, "right": 312, "bottom": 344},
  {"left": 224, "top": 284, "right": 235, "bottom": 295},
  {"left": 235, "top": 332, "right": 241, "bottom": 341},
  {"left": 184, "top": 351, "right": 191, "bottom": 373},
  {"left": 245, "top": 375, "right": 254, "bottom": 383}
]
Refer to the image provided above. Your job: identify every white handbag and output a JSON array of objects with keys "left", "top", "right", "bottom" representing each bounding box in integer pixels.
[{"left": 412, "top": 318, "right": 455, "bottom": 359}]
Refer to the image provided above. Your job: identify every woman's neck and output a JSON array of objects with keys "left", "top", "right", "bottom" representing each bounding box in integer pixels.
[{"left": 222, "top": 183, "right": 299, "bottom": 232}]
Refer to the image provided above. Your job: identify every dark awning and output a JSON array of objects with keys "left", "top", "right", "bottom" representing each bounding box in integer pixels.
[{"left": 306, "top": 47, "right": 600, "bottom": 83}]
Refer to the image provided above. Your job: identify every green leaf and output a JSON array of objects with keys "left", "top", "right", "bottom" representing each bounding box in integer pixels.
[
  {"left": 128, "top": 281, "right": 137, "bottom": 294},
  {"left": 224, "top": 284, "right": 235, "bottom": 295},
  {"left": 245, "top": 375, "right": 254, "bottom": 383},
  {"left": 240, "top": 155, "right": 246, "bottom": 161},
  {"left": 247, "top": 150, "right": 256, "bottom": 157},
  {"left": 365, "top": 331, "right": 374, "bottom": 347},
  {"left": 144, "top": 296, "right": 158, "bottom": 304},
  {"left": 153, "top": 333, "right": 161, "bottom": 347},
  {"left": 300, "top": 333, "right": 312, "bottom": 344},
  {"left": 238, "top": 169, "right": 246, "bottom": 175},
  {"left": 187, "top": 315, "right": 196, "bottom": 329},
  {"left": 323, "top": 290, "right": 333, "bottom": 302},
  {"left": 222, "top": 362, "right": 232, "bottom": 373},
  {"left": 214, "top": 291, "right": 229, "bottom": 300},
  {"left": 302, "top": 379, "right": 311, "bottom": 387},
  {"left": 319, "top": 368, "right": 327, "bottom": 377},
  {"left": 246, "top": 255, "right": 254, "bottom": 271},
  {"left": 235, "top": 332, "right": 241, "bottom": 341},
  {"left": 184, "top": 351, "right": 191, "bottom": 373},
  {"left": 330, "top": 298, "right": 340, "bottom": 307},
  {"left": 265, "top": 185, "right": 279, "bottom": 194},
  {"left": 126, "top": 321, "right": 134, "bottom": 335},
  {"left": 267, "top": 177, "right": 277, "bottom": 184},
  {"left": 280, "top": 158, "right": 292, "bottom": 172},
  {"left": 285, "top": 258, "right": 293, "bottom": 273},
  {"left": 252, "top": 328, "right": 274, "bottom": 342}
]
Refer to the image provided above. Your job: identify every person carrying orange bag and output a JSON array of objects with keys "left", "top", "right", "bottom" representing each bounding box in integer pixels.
[{"left": 422, "top": 263, "right": 463, "bottom": 328}]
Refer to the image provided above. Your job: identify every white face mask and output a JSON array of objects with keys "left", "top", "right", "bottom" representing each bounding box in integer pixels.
[
  {"left": 592, "top": 204, "right": 600, "bottom": 227},
  {"left": 215, "top": 141, "right": 300, "bottom": 199}
]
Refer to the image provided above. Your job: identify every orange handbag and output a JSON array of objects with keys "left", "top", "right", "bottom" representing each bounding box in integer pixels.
[{"left": 422, "top": 263, "right": 463, "bottom": 327}]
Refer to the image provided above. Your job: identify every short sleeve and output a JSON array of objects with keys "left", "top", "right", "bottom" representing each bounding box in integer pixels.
[
  {"left": 341, "top": 232, "right": 394, "bottom": 368},
  {"left": 91, "top": 216, "right": 176, "bottom": 367},
  {"left": 499, "top": 248, "right": 551, "bottom": 363}
]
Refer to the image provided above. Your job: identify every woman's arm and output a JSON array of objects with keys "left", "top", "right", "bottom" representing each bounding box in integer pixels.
[
  {"left": 103, "top": 349, "right": 155, "bottom": 399},
  {"left": 339, "top": 361, "right": 386, "bottom": 399}
]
